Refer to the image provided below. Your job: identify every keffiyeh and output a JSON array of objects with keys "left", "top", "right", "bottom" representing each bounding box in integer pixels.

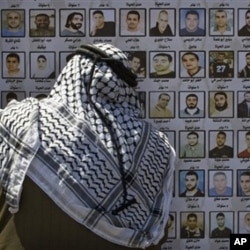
[{"left": 0, "top": 43, "right": 175, "bottom": 248}]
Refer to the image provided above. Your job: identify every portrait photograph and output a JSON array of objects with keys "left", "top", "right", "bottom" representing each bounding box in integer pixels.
[
  {"left": 2, "top": 51, "right": 25, "bottom": 79},
  {"left": 119, "top": 8, "right": 146, "bottom": 36},
  {"left": 179, "top": 8, "right": 206, "bottom": 36},
  {"left": 149, "top": 91, "right": 175, "bottom": 119},
  {"left": 208, "top": 130, "right": 234, "bottom": 159},
  {"left": 209, "top": 51, "right": 234, "bottom": 78},
  {"left": 209, "top": 211, "right": 234, "bottom": 238},
  {"left": 179, "top": 91, "right": 205, "bottom": 118},
  {"left": 89, "top": 8, "right": 116, "bottom": 37},
  {"left": 179, "top": 130, "right": 205, "bottom": 159},
  {"left": 59, "top": 9, "right": 86, "bottom": 37},
  {"left": 30, "top": 52, "right": 56, "bottom": 79},
  {"left": 149, "top": 8, "right": 175, "bottom": 37},
  {"left": 179, "top": 51, "right": 206, "bottom": 78},
  {"left": 29, "top": 9, "right": 55, "bottom": 37},
  {"left": 209, "top": 8, "right": 234, "bottom": 36},
  {"left": 1, "top": 9, "right": 25, "bottom": 37},
  {"left": 208, "top": 170, "right": 233, "bottom": 197},
  {"left": 180, "top": 212, "right": 205, "bottom": 239},
  {"left": 209, "top": 91, "right": 234, "bottom": 118},
  {"left": 149, "top": 51, "right": 176, "bottom": 78}
]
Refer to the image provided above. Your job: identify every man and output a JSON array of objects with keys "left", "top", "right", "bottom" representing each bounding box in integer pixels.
[
  {"left": 238, "top": 9, "right": 250, "bottom": 36},
  {"left": 0, "top": 43, "right": 175, "bottom": 249},
  {"left": 180, "top": 93, "right": 204, "bottom": 118},
  {"left": 210, "top": 92, "right": 233, "bottom": 118},
  {"left": 211, "top": 213, "right": 232, "bottom": 238},
  {"left": 150, "top": 10, "right": 173, "bottom": 36},
  {"left": 121, "top": 10, "right": 144, "bottom": 36},
  {"left": 210, "top": 52, "right": 232, "bottom": 78},
  {"left": 238, "top": 132, "right": 250, "bottom": 158},
  {"left": 180, "top": 131, "right": 204, "bottom": 158},
  {"left": 150, "top": 93, "right": 173, "bottom": 118},
  {"left": 238, "top": 91, "right": 250, "bottom": 117},
  {"left": 128, "top": 53, "right": 145, "bottom": 78},
  {"left": 181, "top": 52, "right": 205, "bottom": 78},
  {"left": 240, "top": 212, "right": 250, "bottom": 233},
  {"left": 209, "top": 131, "right": 233, "bottom": 158},
  {"left": 179, "top": 171, "right": 204, "bottom": 197},
  {"left": 180, "top": 213, "right": 204, "bottom": 238},
  {"left": 61, "top": 12, "right": 85, "bottom": 36},
  {"left": 30, "top": 13, "right": 55, "bottom": 37},
  {"left": 180, "top": 10, "right": 205, "bottom": 36},
  {"left": 239, "top": 52, "right": 250, "bottom": 77},
  {"left": 238, "top": 171, "right": 250, "bottom": 196},
  {"left": 2, "top": 10, "right": 24, "bottom": 37},
  {"left": 90, "top": 10, "right": 115, "bottom": 36},
  {"left": 149, "top": 53, "right": 175, "bottom": 78},
  {"left": 210, "top": 9, "right": 233, "bottom": 35},
  {"left": 209, "top": 171, "right": 232, "bottom": 196},
  {"left": 3, "top": 53, "right": 24, "bottom": 78}
]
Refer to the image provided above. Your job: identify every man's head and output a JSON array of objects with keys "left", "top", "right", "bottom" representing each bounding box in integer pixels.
[
  {"left": 243, "top": 91, "right": 250, "bottom": 103},
  {"left": 215, "top": 10, "right": 228, "bottom": 28},
  {"left": 37, "top": 55, "right": 47, "bottom": 70},
  {"left": 157, "top": 93, "right": 170, "bottom": 108},
  {"left": 35, "top": 13, "right": 50, "bottom": 30},
  {"left": 245, "top": 9, "right": 250, "bottom": 28},
  {"left": 157, "top": 10, "right": 169, "bottom": 33},
  {"left": 213, "top": 171, "right": 227, "bottom": 193},
  {"left": 216, "top": 212, "right": 225, "bottom": 228},
  {"left": 186, "top": 131, "right": 199, "bottom": 147},
  {"left": 216, "top": 131, "right": 227, "bottom": 148},
  {"left": 6, "top": 53, "right": 20, "bottom": 73},
  {"left": 245, "top": 52, "right": 250, "bottom": 67},
  {"left": 217, "top": 52, "right": 226, "bottom": 62},
  {"left": 126, "top": 10, "right": 140, "bottom": 31},
  {"left": 182, "top": 52, "right": 200, "bottom": 72},
  {"left": 214, "top": 91, "right": 228, "bottom": 111},
  {"left": 186, "top": 93, "right": 198, "bottom": 109},
  {"left": 152, "top": 53, "right": 172, "bottom": 75},
  {"left": 185, "top": 10, "right": 200, "bottom": 32},
  {"left": 6, "top": 92, "right": 18, "bottom": 103},
  {"left": 240, "top": 171, "right": 250, "bottom": 195},
  {"left": 92, "top": 10, "right": 105, "bottom": 29},
  {"left": 184, "top": 170, "right": 199, "bottom": 191},
  {"left": 65, "top": 12, "right": 83, "bottom": 30},
  {"left": 186, "top": 213, "right": 198, "bottom": 230},
  {"left": 244, "top": 212, "right": 250, "bottom": 228},
  {"left": 6, "top": 11, "right": 22, "bottom": 30},
  {"left": 129, "top": 54, "right": 141, "bottom": 73}
]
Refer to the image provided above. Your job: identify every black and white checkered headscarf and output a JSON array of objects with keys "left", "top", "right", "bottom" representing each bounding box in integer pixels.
[{"left": 0, "top": 43, "right": 175, "bottom": 248}]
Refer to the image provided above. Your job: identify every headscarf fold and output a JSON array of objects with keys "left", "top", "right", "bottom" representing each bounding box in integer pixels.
[{"left": 0, "top": 43, "right": 175, "bottom": 248}]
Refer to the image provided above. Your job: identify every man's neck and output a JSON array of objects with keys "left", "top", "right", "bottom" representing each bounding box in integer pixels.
[
  {"left": 127, "top": 28, "right": 138, "bottom": 32},
  {"left": 185, "top": 188, "right": 198, "bottom": 196},
  {"left": 188, "top": 67, "right": 199, "bottom": 76},
  {"left": 217, "top": 25, "right": 227, "bottom": 33},
  {"left": 157, "top": 69, "right": 171, "bottom": 75},
  {"left": 8, "top": 69, "right": 19, "bottom": 75}
]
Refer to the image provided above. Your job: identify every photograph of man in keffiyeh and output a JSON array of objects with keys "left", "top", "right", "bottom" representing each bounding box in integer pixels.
[{"left": 0, "top": 43, "right": 175, "bottom": 250}]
